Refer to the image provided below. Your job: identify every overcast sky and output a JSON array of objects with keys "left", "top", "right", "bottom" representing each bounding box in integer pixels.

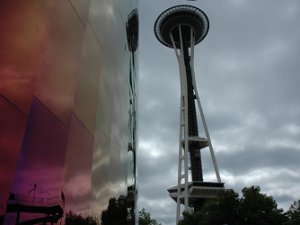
[{"left": 137, "top": 1, "right": 300, "bottom": 224}]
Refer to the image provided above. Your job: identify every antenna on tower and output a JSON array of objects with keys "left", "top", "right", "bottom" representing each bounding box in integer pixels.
[{"left": 154, "top": 5, "right": 224, "bottom": 224}]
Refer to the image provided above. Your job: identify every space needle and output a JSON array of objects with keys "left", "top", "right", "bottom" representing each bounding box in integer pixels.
[{"left": 154, "top": 5, "right": 224, "bottom": 223}]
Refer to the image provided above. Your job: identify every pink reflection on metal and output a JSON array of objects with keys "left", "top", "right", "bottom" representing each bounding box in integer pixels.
[{"left": 8, "top": 193, "right": 63, "bottom": 208}]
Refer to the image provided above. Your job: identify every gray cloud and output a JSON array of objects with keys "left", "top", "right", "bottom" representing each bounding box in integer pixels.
[{"left": 138, "top": 1, "right": 300, "bottom": 225}]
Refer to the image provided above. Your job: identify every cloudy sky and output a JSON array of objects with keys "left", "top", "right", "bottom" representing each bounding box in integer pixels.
[{"left": 137, "top": 0, "right": 300, "bottom": 224}]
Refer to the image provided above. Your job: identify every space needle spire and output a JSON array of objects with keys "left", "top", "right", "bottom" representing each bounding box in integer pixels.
[{"left": 154, "top": 5, "right": 224, "bottom": 223}]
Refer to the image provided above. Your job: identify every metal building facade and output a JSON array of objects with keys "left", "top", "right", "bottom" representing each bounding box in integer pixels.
[{"left": 0, "top": 1, "right": 138, "bottom": 224}]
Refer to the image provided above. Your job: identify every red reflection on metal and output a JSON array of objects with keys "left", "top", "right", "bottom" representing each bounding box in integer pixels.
[{"left": 0, "top": 1, "right": 49, "bottom": 113}]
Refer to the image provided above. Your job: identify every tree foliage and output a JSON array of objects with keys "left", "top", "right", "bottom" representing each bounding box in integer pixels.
[
  {"left": 101, "top": 197, "right": 128, "bottom": 225},
  {"left": 139, "top": 208, "right": 162, "bottom": 225},
  {"left": 179, "top": 186, "right": 290, "bottom": 225},
  {"left": 65, "top": 211, "right": 97, "bottom": 225},
  {"left": 286, "top": 200, "right": 300, "bottom": 225},
  {"left": 240, "top": 186, "right": 286, "bottom": 225}
]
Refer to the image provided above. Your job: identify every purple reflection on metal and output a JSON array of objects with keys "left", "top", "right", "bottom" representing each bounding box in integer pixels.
[{"left": 11, "top": 97, "right": 68, "bottom": 206}]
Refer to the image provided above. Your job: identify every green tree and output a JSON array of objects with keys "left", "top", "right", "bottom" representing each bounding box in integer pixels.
[
  {"left": 101, "top": 197, "right": 127, "bottom": 225},
  {"left": 178, "top": 209, "right": 198, "bottom": 225},
  {"left": 178, "top": 186, "right": 287, "bottom": 225},
  {"left": 179, "top": 189, "right": 241, "bottom": 225},
  {"left": 138, "top": 208, "right": 161, "bottom": 225},
  {"left": 65, "top": 211, "right": 97, "bottom": 225},
  {"left": 240, "top": 186, "right": 286, "bottom": 225},
  {"left": 205, "top": 188, "right": 241, "bottom": 225},
  {"left": 286, "top": 200, "right": 300, "bottom": 225}
]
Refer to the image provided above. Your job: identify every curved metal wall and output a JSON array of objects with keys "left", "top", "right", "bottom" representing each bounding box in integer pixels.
[{"left": 0, "top": 0, "right": 138, "bottom": 224}]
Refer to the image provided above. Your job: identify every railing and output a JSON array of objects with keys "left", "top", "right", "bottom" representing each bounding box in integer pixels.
[{"left": 8, "top": 193, "right": 63, "bottom": 208}]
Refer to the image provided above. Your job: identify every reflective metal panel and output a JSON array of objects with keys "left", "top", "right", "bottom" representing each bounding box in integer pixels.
[
  {"left": 73, "top": 25, "right": 101, "bottom": 134},
  {"left": 90, "top": 128, "right": 110, "bottom": 217},
  {"left": 0, "top": 0, "right": 138, "bottom": 224},
  {"left": 5, "top": 97, "right": 68, "bottom": 224},
  {"left": 62, "top": 114, "right": 94, "bottom": 217},
  {"left": 34, "top": 1, "right": 85, "bottom": 125},
  {"left": 0, "top": 1, "right": 42, "bottom": 113},
  {"left": 69, "top": 0, "right": 91, "bottom": 26},
  {"left": 89, "top": 0, "right": 130, "bottom": 83},
  {"left": 0, "top": 96, "right": 27, "bottom": 216}
]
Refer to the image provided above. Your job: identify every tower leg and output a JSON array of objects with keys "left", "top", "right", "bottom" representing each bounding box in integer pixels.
[{"left": 171, "top": 26, "right": 191, "bottom": 224}]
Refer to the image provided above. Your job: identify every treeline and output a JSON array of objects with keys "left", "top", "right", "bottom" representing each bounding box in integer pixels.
[{"left": 179, "top": 186, "right": 300, "bottom": 225}]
